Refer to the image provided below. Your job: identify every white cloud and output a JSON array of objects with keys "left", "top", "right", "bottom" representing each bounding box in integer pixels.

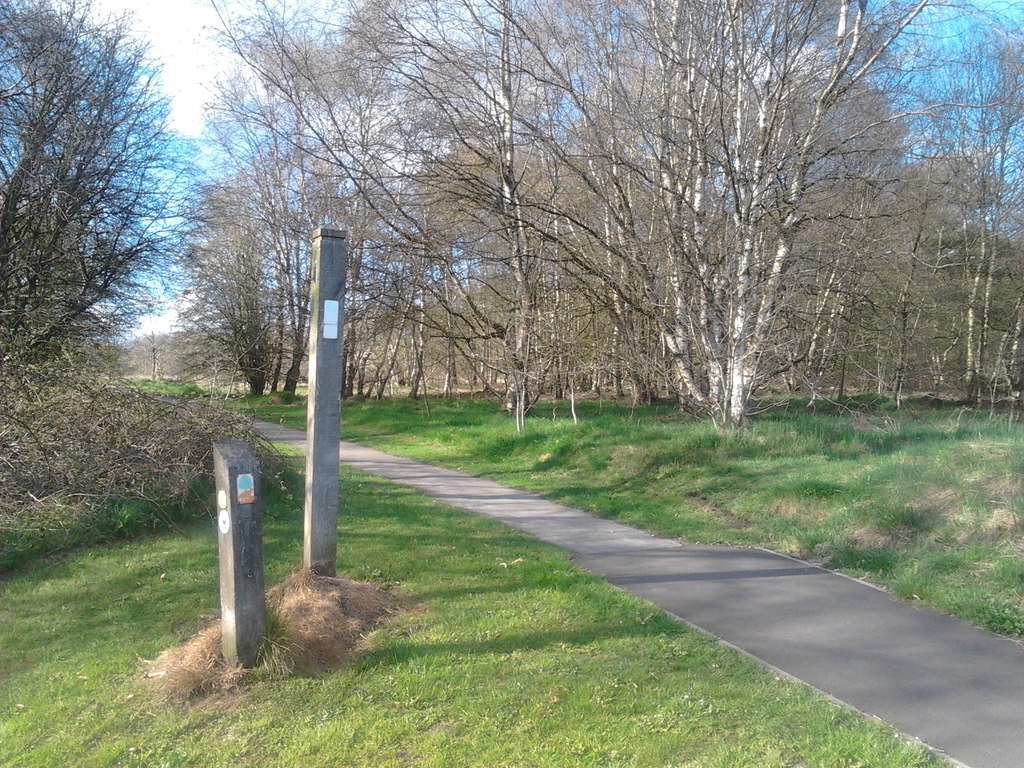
[
  {"left": 133, "top": 303, "right": 181, "bottom": 338},
  {"left": 92, "top": 0, "right": 232, "bottom": 137}
]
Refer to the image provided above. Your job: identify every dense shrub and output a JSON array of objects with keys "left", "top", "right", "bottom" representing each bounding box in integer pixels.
[{"left": 0, "top": 363, "right": 272, "bottom": 571}]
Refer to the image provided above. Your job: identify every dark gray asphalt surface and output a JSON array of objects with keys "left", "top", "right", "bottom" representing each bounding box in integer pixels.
[{"left": 258, "top": 420, "right": 1024, "bottom": 768}]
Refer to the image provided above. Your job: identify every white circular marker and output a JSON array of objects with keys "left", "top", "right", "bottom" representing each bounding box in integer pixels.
[{"left": 218, "top": 506, "right": 230, "bottom": 534}]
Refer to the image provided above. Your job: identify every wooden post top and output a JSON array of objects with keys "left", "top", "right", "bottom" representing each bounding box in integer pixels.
[{"left": 312, "top": 227, "right": 347, "bottom": 241}]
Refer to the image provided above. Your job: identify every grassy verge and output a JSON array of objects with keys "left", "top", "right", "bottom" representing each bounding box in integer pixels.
[
  {"left": 238, "top": 393, "right": 1024, "bottom": 637},
  {"left": 0, "top": 482, "right": 212, "bottom": 573},
  {"left": 1, "top": 457, "right": 941, "bottom": 767}
]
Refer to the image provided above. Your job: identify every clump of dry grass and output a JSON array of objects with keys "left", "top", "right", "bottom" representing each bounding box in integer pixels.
[
  {"left": 149, "top": 624, "right": 246, "bottom": 698},
  {"left": 150, "top": 572, "right": 396, "bottom": 699},
  {"left": 268, "top": 570, "right": 394, "bottom": 674}
]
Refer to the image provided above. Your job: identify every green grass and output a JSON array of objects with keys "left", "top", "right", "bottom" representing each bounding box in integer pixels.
[
  {"left": 0, "top": 489, "right": 209, "bottom": 573},
  {"left": 238, "top": 393, "right": 1024, "bottom": 637},
  {"left": 130, "top": 378, "right": 208, "bottom": 398},
  {"left": 1, "top": 458, "right": 941, "bottom": 767}
]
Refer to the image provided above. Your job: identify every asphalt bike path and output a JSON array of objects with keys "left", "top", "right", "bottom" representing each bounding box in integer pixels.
[{"left": 256, "top": 420, "right": 1024, "bottom": 768}]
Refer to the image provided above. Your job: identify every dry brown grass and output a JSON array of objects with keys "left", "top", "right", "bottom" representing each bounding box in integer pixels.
[
  {"left": 149, "top": 624, "right": 246, "bottom": 698},
  {"left": 149, "top": 571, "right": 396, "bottom": 700},
  {"left": 268, "top": 571, "right": 396, "bottom": 674}
]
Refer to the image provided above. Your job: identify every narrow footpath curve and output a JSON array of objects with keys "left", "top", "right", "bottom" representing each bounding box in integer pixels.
[{"left": 257, "top": 420, "right": 1024, "bottom": 768}]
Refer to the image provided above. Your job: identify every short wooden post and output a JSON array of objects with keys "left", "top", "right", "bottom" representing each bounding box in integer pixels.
[
  {"left": 303, "top": 227, "right": 347, "bottom": 576},
  {"left": 213, "top": 440, "right": 266, "bottom": 667}
]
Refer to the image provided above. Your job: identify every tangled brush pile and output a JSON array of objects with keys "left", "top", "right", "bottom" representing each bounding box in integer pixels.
[{"left": 0, "top": 363, "right": 268, "bottom": 570}]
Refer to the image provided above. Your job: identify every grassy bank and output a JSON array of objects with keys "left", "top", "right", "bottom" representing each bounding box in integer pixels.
[
  {"left": 242, "top": 394, "right": 1024, "bottom": 637},
  {"left": 1, "top": 458, "right": 942, "bottom": 767}
]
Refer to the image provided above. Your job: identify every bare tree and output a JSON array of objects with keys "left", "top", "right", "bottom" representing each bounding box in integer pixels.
[
  {"left": 205, "top": 75, "right": 339, "bottom": 393},
  {"left": 932, "top": 27, "right": 1024, "bottom": 403},
  {"left": 182, "top": 183, "right": 279, "bottom": 395},
  {"left": 525, "top": 0, "right": 930, "bottom": 426}
]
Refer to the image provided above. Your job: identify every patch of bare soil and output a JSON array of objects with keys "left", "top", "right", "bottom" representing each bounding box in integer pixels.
[
  {"left": 148, "top": 571, "right": 396, "bottom": 700},
  {"left": 685, "top": 491, "right": 750, "bottom": 530}
]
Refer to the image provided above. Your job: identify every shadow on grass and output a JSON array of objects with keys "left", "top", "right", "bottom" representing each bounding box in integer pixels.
[
  {"left": 3, "top": 466, "right": 596, "bottom": 670},
  {"left": 360, "top": 619, "right": 668, "bottom": 670}
]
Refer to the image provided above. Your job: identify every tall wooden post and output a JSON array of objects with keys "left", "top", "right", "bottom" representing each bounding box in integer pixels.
[
  {"left": 213, "top": 440, "right": 266, "bottom": 667},
  {"left": 303, "top": 227, "right": 347, "bottom": 576}
]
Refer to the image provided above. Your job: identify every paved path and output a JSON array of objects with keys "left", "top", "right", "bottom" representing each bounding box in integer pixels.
[{"left": 258, "top": 420, "right": 1024, "bottom": 768}]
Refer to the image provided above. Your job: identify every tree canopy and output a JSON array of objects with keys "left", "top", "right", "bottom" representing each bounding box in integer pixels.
[{"left": 0, "top": 0, "right": 178, "bottom": 365}]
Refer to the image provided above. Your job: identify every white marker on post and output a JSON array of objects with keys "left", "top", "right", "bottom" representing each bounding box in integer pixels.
[{"left": 323, "top": 300, "right": 339, "bottom": 340}]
